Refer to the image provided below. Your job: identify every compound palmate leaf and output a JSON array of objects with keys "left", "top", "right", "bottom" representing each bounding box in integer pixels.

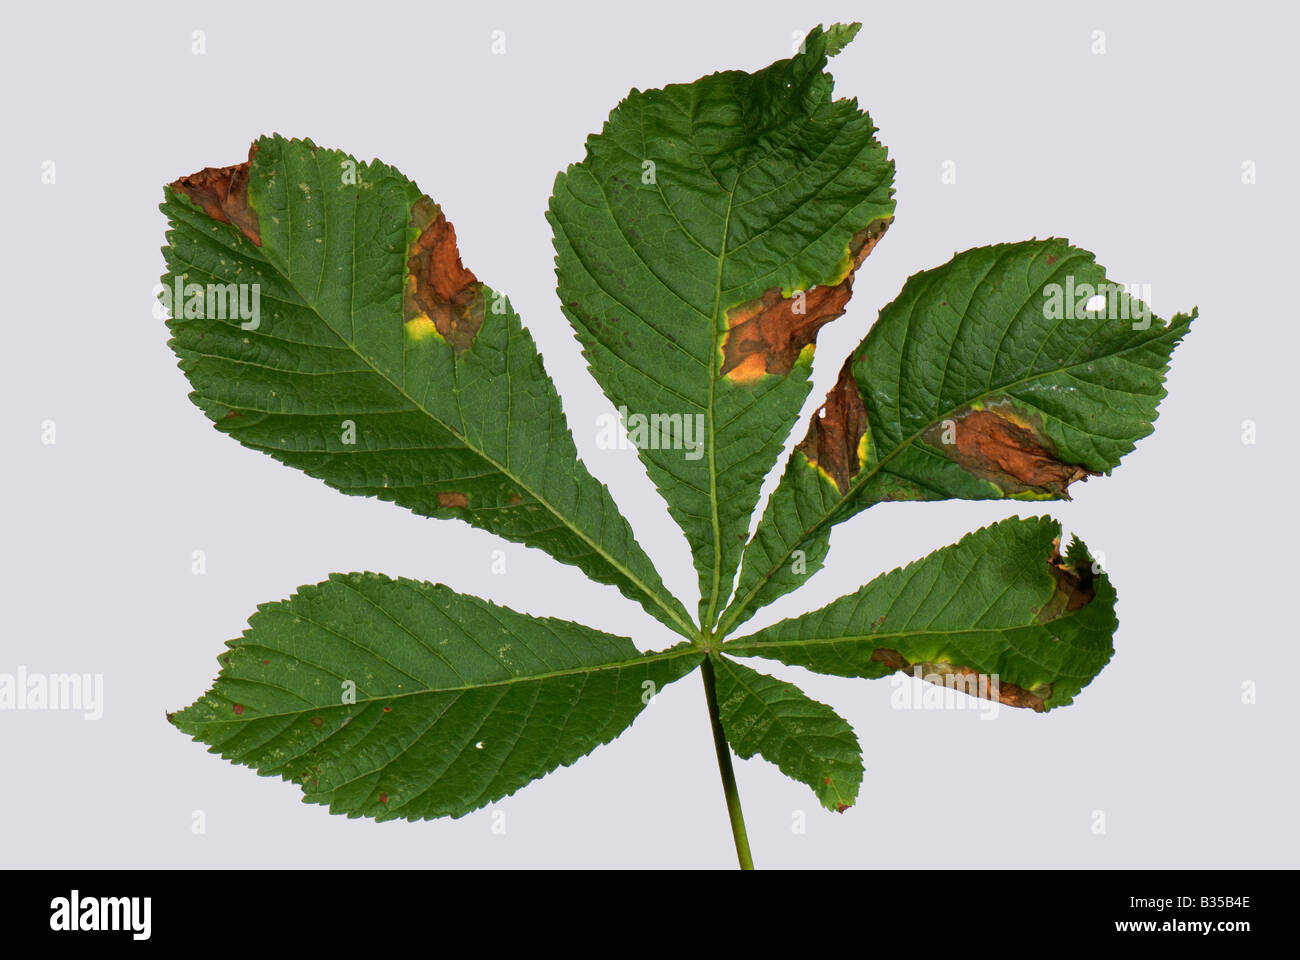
[
  {"left": 170, "top": 573, "right": 702, "bottom": 820},
  {"left": 161, "top": 135, "right": 693, "bottom": 638},
  {"left": 549, "top": 24, "right": 895, "bottom": 627},
  {"left": 159, "top": 23, "right": 1196, "bottom": 868},
  {"left": 721, "top": 238, "right": 1195, "bottom": 633},
  {"left": 726, "top": 516, "right": 1116, "bottom": 711}
]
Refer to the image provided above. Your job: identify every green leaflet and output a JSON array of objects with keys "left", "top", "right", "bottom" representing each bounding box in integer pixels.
[
  {"left": 162, "top": 135, "right": 692, "bottom": 638},
  {"left": 721, "top": 239, "right": 1195, "bottom": 633},
  {"left": 725, "top": 517, "right": 1117, "bottom": 710},
  {"left": 170, "top": 573, "right": 702, "bottom": 821},
  {"left": 710, "top": 654, "right": 861, "bottom": 811},
  {"left": 548, "top": 23, "right": 895, "bottom": 627}
]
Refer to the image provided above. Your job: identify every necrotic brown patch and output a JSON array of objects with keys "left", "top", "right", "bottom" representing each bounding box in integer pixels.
[
  {"left": 720, "top": 217, "right": 891, "bottom": 383},
  {"left": 869, "top": 649, "right": 1050, "bottom": 712},
  {"left": 796, "top": 358, "right": 867, "bottom": 494},
  {"left": 1036, "top": 538, "right": 1097, "bottom": 622},
  {"left": 932, "top": 408, "right": 1097, "bottom": 498},
  {"left": 403, "top": 196, "right": 484, "bottom": 354},
  {"left": 170, "top": 142, "right": 262, "bottom": 246}
]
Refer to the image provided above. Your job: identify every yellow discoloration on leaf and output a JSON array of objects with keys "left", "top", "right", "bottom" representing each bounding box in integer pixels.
[
  {"left": 802, "top": 454, "right": 844, "bottom": 495},
  {"left": 976, "top": 397, "right": 1039, "bottom": 434},
  {"left": 404, "top": 315, "right": 441, "bottom": 342},
  {"left": 726, "top": 339, "right": 816, "bottom": 386}
]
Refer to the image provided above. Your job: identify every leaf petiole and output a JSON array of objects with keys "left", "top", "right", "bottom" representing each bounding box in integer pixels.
[{"left": 700, "top": 655, "right": 754, "bottom": 870}]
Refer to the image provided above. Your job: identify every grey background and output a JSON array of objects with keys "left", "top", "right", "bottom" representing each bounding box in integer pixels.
[{"left": 1, "top": 0, "right": 1293, "bottom": 868}]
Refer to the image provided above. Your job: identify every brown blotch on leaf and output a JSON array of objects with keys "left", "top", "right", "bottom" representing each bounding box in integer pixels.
[
  {"left": 309, "top": 716, "right": 324, "bottom": 728},
  {"left": 930, "top": 408, "right": 1097, "bottom": 498},
  {"left": 232, "top": 703, "right": 245, "bottom": 715},
  {"left": 795, "top": 358, "right": 868, "bottom": 495},
  {"left": 868, "top": 647, "right": 908, "bottom": 672},
  {"left": 1037, "top": 537, "right": 1097, "bottom": 622},
  {"left": 720, "top": 217, "right": 892, "bottom": 384},
  {"left": 404, "top": 196, "right": 484, "bottom": 354},
  {"left": 436, "top": 491, "right": 469, "bottom": 508},
  {"left": 508, "top": 493, "right": 523, "bottom": 506},
  {"left": 835, "top": 802, "right": 850, "bottom": 814},
  {"left": 869, "top": 649, "right": 1051, "bottom": 712},
  {"left": 169, "top": 142, "right": 262, "bottom": 246}
]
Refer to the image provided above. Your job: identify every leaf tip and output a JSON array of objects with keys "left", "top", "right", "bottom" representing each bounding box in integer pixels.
[{"left": 817, "top": 22, "right": 862, "bottom": 59}]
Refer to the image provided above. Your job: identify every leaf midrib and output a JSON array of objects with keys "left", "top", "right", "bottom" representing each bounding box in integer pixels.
[
  {"left": 183, "top": 647, "right": 703, "bottom": 726},
  {"left": 726, "top": 621, "right": 1077, "bottom": 651},
  {"left": 702, "top": 185, "right": 737, "bottom": 630}
]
